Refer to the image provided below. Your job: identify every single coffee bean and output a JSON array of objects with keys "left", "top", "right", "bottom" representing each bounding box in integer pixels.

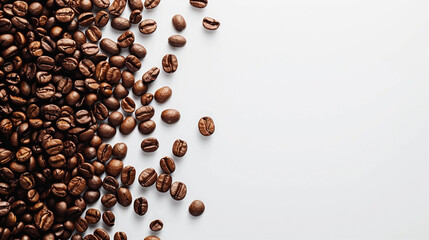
[
  {"left": 114, "top": 232, "right": 127, "bottom": 240},
  {"left": 87, "top": 175, "right": 102, "bottom": 189},
  {"left": 111, "top": 17, "right": 130, "bottom": 30},
  {"left": 102, "top": 211, "right": 115, "bottom": 227},
  {"left": 97, "top": 143, "right": 112, "bottom": 162},
  {"left": 140, "top": 137, "right": 159, "bottom": 152},
  {"left": 129, "top": 10, "right": 143, "bottom": 24},
  {"left": 139, "top": 19, "right": 157, "bottom": 34},
  {"left": 144, "top": 236, "right": 160, "bottom": 240},
  {"left": 129, "top": 43, "right": 146, "bottom": 58},
  {"left": 154, "top": 86, "right": 172, "bottom": 103},
  {"left": 138, "top": 168, "right": 157, "bottom": 187},
  {"left": 161, "top": 109, "right": 180, "bottom": 124},
  {"left": 170, "top": 181, "right": 187, "bottom": 200},
  {"left": 142, "top": 67, "right": 160, "bottom": 84},
  {"left": 0, "top": 201, "right": 10, "bottom": 216},
  {"left": 149, "top": 219, "right": 163, "bottom": 231},
  {"left": 138, "top": 120, "right": 156, "bottom": 135},
  {"left": 112, "top": 142, "right": 127, "bottom": 159},
  {"left": 103, "top": 176, "right": 119, "bottom": 193},
  {"left": 144, "top": 0, "right": 160, "bottom": 9},
  {"left": 135, "top": 106, "right": 155, "bottom": 121},
  {"left": 117, "top": 30, "right": 135, "bottom": 48},
  {"left": 78, "top": 12, "right": 95, "bottom": 27},
  {"left": 119, "top": 116, "right": 136, "bottom": 135},
  {"left": 172, "top": 139, "right": 188, "bottom": 157},
  {"left": 116, "top": 187, "right": 132, "bottom": 206},
  {"left": 121, "top": 97, "right": 136, "bottom": 113},
  {"left": 75, "top": 217, "right": 89, "bottom": 232},
  {"left": 129, "top": 0, "right": 143, "bottom": 10},
  {"left": 94, "top": 228, "right": 110, "bottom": 240},
  {"left": 101, "top": 194, "right": 117, "bottom": 208},
  {"left": 133, "top": 197, "right": 148, "bottom": 216},
  {"left": 141, "top": 93, "right": 154, "bottom": 106},
  {"left": 106, "top": 159, "right": 123, "bottom": 177},
  {"left": 56, "top": 7, "right": 75, "bottom": 23},
  {"left": 190, "top": 0, "right": 208, "bottom": 8},
  {"left": 160, "top": 156, "right": 175, "bottom": 174},
  {"left": 114, "top": 83, "right": 129, "bottom": 98},
  {"left": 156, "top": 173, "right": 172, "bottom": 192},
  {"left": 109, "top": 55, "right": 126, "bottom": 68},
  {"left": 198, "top": 116, "right": 215, "bottom": 136},
  {"left": 92, "top": 0, "right": 110, "bottom": 9},
  {"left": 85, "top": 25, "right": 102, "bottom": 42},
  {"left": 93, "top": 161, "right": 106, "bottom": 176},
  {"left": 85, "top": 208, "right": 101, "bottom": 224},
  {"left": 84, "top": 190, "right": 101, "bottom": 204},
  {"left": 95, "top": 11, "right": 109, "bottom": 27},
  {"left": 172, "top": 14, "right": 186, "bottom": 31},
  {"left": 84, "top": 234, "right": 98, "bottom": 240},
  {"left": 109, "top": 0, "right": 126, "bottom": 16},
  {"left": 203, "top": 17, "right": 220, "bottom": 30},
  {"left": 57, "top": 38, "right": 77, "bottom": 54},
  {"left": 100, "top": 38, "right": 120, "bottom": 55},
  {"left": 108, "top": 111, "right": 124, "bottom": 127},
  {"left": 122, "top": 70, "right": 135, "bottom": 88},
  {"left": 189, "top": 200, "right": 205, "bottom": 216},
  {"left": 125, "top": 55, "right": 141, "bottom": 72},
  {"left": 68, "top": 176, "right": 87, "bottom": 196},
  {"left": 132, "top": 80, "right": 148, "bottom": 96},
  {"left": 98, "top": 123, "right": 116, "bottom": 138},
  {"left": 162, "top": 54, "right": 178, "bottom": 73},
  {"left": 34, "top": 208, "right": 54, "bottom": 231},
  {"left": 73, "top": 235, "right": 84, "bottom": 240},
  {"left": 168, "top": 35, "right": 186, "bottom": 47},
  {"left": 121, "top": 166, "right": 136, "bottom": 186}
]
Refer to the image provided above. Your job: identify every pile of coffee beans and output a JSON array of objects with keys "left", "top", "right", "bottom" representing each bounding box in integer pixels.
[{"left": 0, "top": 0, "right": 218, "bottom": 239}]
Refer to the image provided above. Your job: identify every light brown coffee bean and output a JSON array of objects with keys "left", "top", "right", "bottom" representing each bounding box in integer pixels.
[
  {"left": 140, "top": 138, "right": 159, "bottom": 152},
  {"left": 198, "top": 116, "right": 215, "bottom": 136},
  {"left": 168, "top": 35, "right": 186, "bottom": 47},
  {"left": 154, "top": 86, "right": 171, "bottom": 103},
  {"left": 119, "top": 116, "right": 136, "bottom": 135},
  {"left": 138, "top": 120, "right": 156, "bottom": 135},
  {"left": 172, "top": 14, "right": 186, "bottom": 31},
  {"left": 162, "top": 54, "right": 178, "bottom": 73},
  {"left": 161, "top": 109, "right": 180, "bottom": 124},
  {"left": 139, "top": 19, "right": 157, "bottom": 34},
  {"left": 121, "top": 97, "right": 135, "bottom": 113},
  {"left": 203, "top": 17, "right": 220, "bottom": 30}
]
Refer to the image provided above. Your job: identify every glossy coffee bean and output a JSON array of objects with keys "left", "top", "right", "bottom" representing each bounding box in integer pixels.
[
  {"left": 189, "top": 200, "right": 205, "bottom": 216},
  {"left": 101, "top": 194, "right": 117, "bottom": 208},
  {"left": 154, "top": 86, "right": 172, "bottom": 103},
  {"left": 103, "top": 176, "right": 119, "bottom": 193},
  {"left": 139, "top": 19, "right": 157, "bottom": 34},
  {"left": 108, "top": 111, "right": 124, "bottom": 126},
  {"left": 121, "top": 97, "right": 136, "bottom": 113},
  {"left": 162, "top": 54, "right": 178, "bottom": 73},
  {"left": 132, "top": 80, "right": 148, "bottom": 96},
  {"left": 161, "top": 109, "right": 180, "bottom": 124},
  {"left": 138, "top": 120, "right": 156, "bottom": 135},
  {"left": 94, "top": 228, "right": 110, "bottom": 240},
  {"left": 129, "top": 44, "right": 146, "bottom": 58},
  {"left": 133, "top": 197, "right": 148, "bottom": 216},
  {"left": 168, "top": 35, "right": 186, "bottom": 47},
  {"left": 119, "top": 116, "right": 136, "bottom": 135},
  {"left": 109, "top": 0, "right": 126, "bottom": 16},
  {"left": 198, "top": 116, "right": 215, "bottom": 136},
  {"left": 125, "top": 55, "right": 141, "bottom": 72},
  {"left": 111, "top": 17, "right": 130, "bottom": 30},
  {"left": 112, "top": 142, "right": 127, "bottom": 159},
  {"left": 190, "top": 0, "right": 208, "bottom": 8},
  {"left": 156, "top": 173, "right": 172, "bottom": 192},
  {"left": 95, "top": 11, "right": 109, "bottom": 27},
  {"left": 114, "top": 232, "right": 127, "bottom": 240},
  {"left": 203, "top": 17, "right": 220, "bottom": 30},
  {"left": 117, "top": 30, "right": 134, "bottom": 48},
  {"left": 160, "top": 156, "right": 175, "bottom": 174},
  {"left": 121, "top": 166, "right": 136, "bottom": 186},
  {"left": 138, "top": 168, "right": 157, "bottom": 187},
  {"left": 172, "top": 14, "right": 186, "bottom": 31},
  {"left": 106, "top": 159, "right": 123, "bottom": 177},
  {"left": 172, "top": 139, "right": 187, "bottom": 157},
  {"left": 144, "top": 0, "right": 160, "bottom": 9},
  {"left": 135, "top": 106, "right": 154, "bottom": 121},
  {"left": 141, "top": 137, "right": 159, "bottom": 152},
  {"left": 130, "top": 10, "right": 143, "bottom": 24},
  {"left": 85, "top": 208, "right": 101, "bottom": 224},
  {"left": 116, "top": 187, "right": 132, "bottom": 206},
  {"left": 150, "top": 219, "right": 163, "bottom": 231}
]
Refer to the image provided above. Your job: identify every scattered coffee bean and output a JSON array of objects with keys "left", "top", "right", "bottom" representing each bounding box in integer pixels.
[
  {"left": 135, "top": 106, "right": 155, "bottom": 121},
  {"left": 95, "top": 11, "right": 110, "bottom": 27},
  {"left": 129, "top": 0, "right": 144, "bottom": 10},
  {"left": 109, "top": 0, "right": 126, "bottom": 16},
  {"left": 161, "top": 109, "right": 181, "bottom": 124},
  {"left": 172, "top": 139, "right": 188, "bottom": 157},
  {"left": 138, "top": 168, "right": 157, "bottom": 187},
  {"left": 108, "top": 111, "right": 124, "bottom": 126},
  {"left": 141, "top": 137, "right": 159, "bottom": 152},
  {"left": 101, "top": 194, "right": 117, "bottom": 208},
  {"left": 141, "top": 93, "right": 154, "bottom": 106},
  {"left": 116, "top": 187, "right": 132, "bottom": 206},
  {"left": 130, "top": 10, "right": 143, "bottom": 24},
  {"left": 121, "top": 166, "right": 136, "bottom": 185},
  {"left": 121, "top": 97, "right": 136, "bottom": 113},
  {"left": 160, "top": 156, "right": 176, "bottom": 174},
  {"left": 203, "top": 17, "right": 220, "bottom": 30},
  {"left": 138, "top": 120, "right": 156, "bottom": 135},
  {"left": 154, "top": 86, "right": 172, "bottom": 103},
  {"left": 198, "top": 116, "right": 215, "bottom": 136},
  {"left": 117, "top": 30, "right": 135, "bottom": 48},
  {"left": 85, "top": 208, "right": 101, "bottom": 224},
  {"left": 144, "top": 0, "right": 161, "bottom": 9},
  {"left": 139, "top": 19, "right": 157, "bottom": 34},
  {"left": 132, "top": 80, "right": 148, "bottom": 96},
  {"left": 112, "top": 17, "right": 131, "bottom": 30},
  {"left": 172, "top": 14, "right": 186, "bottom": 31},
  {"left": 125, "top": 55, "right": 141, "bottom": 72},
  {"left": 168, "top": 35, "right": 187, "bottom": 47},
  {"left": 170, "top": 181, "right": 187, "bottom": 200},
  {"left": 190, "top": 0, "right": 208, "bottom": 8},
  {"left": 129, "top": 43, "right": 147, "bottom": 58},
  {"left": 142, "top": 67, "right": 160, "bottom": 84},
  {"left": 106, "top": 159, "right": 124, "bottom": 177},
  {"left": 103, "top": 176, "right": 119, "bottom": 193},
  {"left": 144, "top": 236, "right": 160, "bottom": 240},
  {"left": 156, "top": 173, "right": 172, "bottom": 192},
  {"left": 134, "top": 197, "right": 148, "bottom": 216},
  {"left": 150, "top": 219, "right": 163, "bottom": 231},
  {"left": 189, "top": 200, "right": 205, "bottom": 216},
  {"left": 162, "top": 54, "right": 178, "bottom": 73},
  {"left": 113, "top": 142, "right": 128, "bottom": 159},
  {"left": 114, "top": 232, "right": 128, "bottom": 240}
]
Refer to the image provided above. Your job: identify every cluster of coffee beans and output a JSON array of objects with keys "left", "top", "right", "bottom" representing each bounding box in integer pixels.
[{"left": 0, "top": 0, "right": 217, "bottom": 239}]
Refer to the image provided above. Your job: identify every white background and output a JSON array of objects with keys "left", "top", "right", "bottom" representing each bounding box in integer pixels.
[{"left": 92, "top": 0, "right": 429, "bottom": 239}]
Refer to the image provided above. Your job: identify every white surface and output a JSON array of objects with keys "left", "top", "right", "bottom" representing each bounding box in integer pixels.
[{"left": 92, "top": 0, "right": 429, "bottom": 239}]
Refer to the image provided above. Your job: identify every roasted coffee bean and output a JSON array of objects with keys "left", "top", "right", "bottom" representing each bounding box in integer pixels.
[
  {"left": 13, "top": 1, "right": 28, "bottom": 17},
  {"left": 84, "top": 234, "right": 98, "bottom": 240},
  {"left": 73, "top": 235, "right": 83, "bottom": 240},
  {"left": 56, "top": 8, "right": 75, "bottom": 23},
  {"left": 101, "top": 194, "right": 117, "bottom": 208},
  {"left": 125, "top": 55, "right": 141, "bottom": 72},
  {"left": 0, "top": 201, "right": 10, "bottom": 216},
  {"left": 138, "top": 168, "right": 157, "bottom": 187},
  {"left": 114, "top": 84, "right": 128, "bottom": 98},
  {"left": 132, "top": 80, "right": 148, "bottom": 96},
  {"left": 138, "top": 120, "right": 156, "bottom": 135},
  {"left": 154, "top": 86, "right": 172, "bottom": 103},
  {"left": 102, "top": 211, "right": 115, "bottom": 227},
  {"left": 108, "top": 111, "right": 124, "bottom": 126},
  {"left": 87, "top": 175, "right": 102, "bottom": 189},
  {"left": 170, "top": 181, "right": 187, "bottom": 200},
  {"left": 156, "top": 173, "right": 172, "bottom": 192},
  {"left": 190, "top": 0, "right": 208, "bottom": 8},
  {"left": 103, "top": 176, "right": 119, "bottom": 193},
  {"left": 37, "top": 56, "right": 55, "bottom": 71},
  {"left": 57, "top": 38, "right": 77, "bottom": 54},
  {"left": 94, "top": 228, "right": 110, "bottom": 240},
  {"left": 111, "top": 17, "right": 130, "bottom": 30},
  {"left": 144, "top": 0, "right": 160, "bottom": 9},
  {"left": 133, "top": 197, "right": 148, "bottom": 216},
  {"left": 16, "top": 147, "right": 32, "bottom": 162},
  {"left": 144, "top": 236, "right": 160, "bottom": 240},
  {"left": 117, "top": 30, "right": 134, "bottom": 48},
  {"left": 129, "top": 43, "right": 146, "bottom": 58},
  {"left": 121, "top": 70, "right": 134, "bottom": 88},
  {"left": 114, "top": 232, "right": 127, "bottom": 240},
  {"left": 172, "top": 14, "right": 186, "bottom": 31},
  {"left": 85, "top": 208, "right": 101, "bottom": 224},
  {"left": 34, "top": 208, "right": 54, "bottom": 231},
  {"left": 80, "top": 60, "right": 97, "bottom": 78},
  {"left": 111, "top": 143, "right": 126, "bottom": 159},
  {"left": 100, "top": 38, "right": 120, "bottom": 55},
  {"left": 95, "top": 11, "right": 109, "bottom": 27},
  {"left": 160, "top": 156, "right": 175, "bottom": 174},
  {"left": 162, "top": 54, "right": 178, "bottom": 73},
  {"left": 116, "top": 187, "right": 132, "bottom": 206},
  {"left": 98, "top": 123, "right": 116, "bottom": 138},
  {"left": 189, "top": 202, "right": 208, "bottom": 221},
  {"left": 139, "top": 19, "right": 157, "bottom": 34},
  {"left": 129, "top": 10, "right": 142, "bottom": 24},
  {"left": 97, "top": 143, "right": 112, "bottom": 162},
  {"left": 198, "top": 116, "right": 215, "bottom": 136},
  {"left": 106, "top": 159, "right": 123, "bottom": 177},
  {"left": 141, "top": 137, "right": 159, "bottom": 152},
  {"left": 109, "top": 0, "right": 126, "bottom": 16},
  {"left": 85, "top": 25, "right": 102, "bottom": 42},
  {"left": 168, "top": 35, "right": 186, "bottom": 47},
  {"left": 68, "top": 176, "right": 87, "bottom": 196},
  {"left": 84, "top": 190, "right": 101, "bottom": 204},
  {"left": 141, "top": 93, "right": 153, "bottom": 106},
  {"left": 75, "top": 217, "right": 88, "bottom": 232},
  {"left": 106, "top": 67, "right": 122, "bottom": 84},
  {"left": 121, "top": 166, "right": 136, "bottom": 186},
  {"left": 119, "top": 116, "right": 136, "bottom": 135},
  {"left": 203, "top": 17, "right": 220, "bottom": 30},
  {"left": 129, "top": 0, "right": 143, "bottom": 10},
  {"left": 142, "top": 67, "right": 160, "bottom": 84},
  {"left": 109, "top": 55, "right": 126, "bottom": 68},
  {"left": 150, "top": 219, "right": 163, "bottom": 231},
  {"left": 78, "top": 12, "right": 95, "bottom": 27},
  {"left": 121, "top": 97, "right": 136, "bottom": 113},
  {"left": 172, "top": 139, "right": 188, "bottom": 157},
  {"left": 92, "top": 0, "right": 110, "bottom": 9},
  {"left": 161, "top": 109, "right": 180, "bottom": 124},
  {"left": 135, "top": 106, "right": 155, "bottom": 121}
]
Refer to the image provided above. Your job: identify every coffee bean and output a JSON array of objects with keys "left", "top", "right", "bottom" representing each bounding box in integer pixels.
[
  {"left": 84, "top": 190, "right": 101, "bottom": 204},
  {"left": 85, "top": 208, "right": 101, "bottom": 224},
  {"left": 198, "top": 116, "right": 215, "bottom": 136},
  {"left": 86, "top": 25, "right": 102, "bottom": 42},
  {"left": 75, "top": 217, "right": 89, "bottom": 233},
  {"left": 141, "top": 93, "right": 154, "bottom": 106},
  {"left": 138, "top": 168, "right": 157, "bottom": 187},
  {"left": 0, "top": 201, "right": 10, "bottom": 216},
  {"left": 100, "top": 38, "right": 120, "bottom": 55},
  {"left": 117, "top": 30, "right": 135, "bottom": 48},
  {"left": 168, "top": 35, "right": 186, "bottom": 47},
  {"left": 156, "top": 173, "right": 172, "bottom": 192},
  {"left": 114, "top": 232, "right": 127, "bottom": 240},
  {"left": 122, "top": 70, "right": 135, "bottom": 88},
  {"left": 189, "top": 200, "right": 205, "bottom": 216},
  {"left": 144, "top": 236, "right": 160, "bottom": 240},
  {"left": 170, "top": 181, "right": 187, "bottom": 200},
  {"left": 111, "top": 17, "right": 131, "bottom": 30},
  {"left": 172, "top": 14, "right": 186, "bottom": 31},
  {"left": 139, "top": 19, "right": 157, "bottom": 34},
  {"left": 119, "top": 116, "right": 136, "bottom": 135},
  {"left": 129, "top": 0, "right": 143, "bottom": 10},
  {"left": 87, "top": 175, "right": 102, "bottom": 189},
  {"left": 160, "top": 156, "right": 175, "bottom": 174},
  {"left": 78, "top": 12, "right": 95, "bottom": 27},
  {"left": 101, "top": 193, "right": 117, "bottom": 208},
  {"left": 154, "top": 86, "right": 172, "bottom": 103},
  {"left": 95, "top": 11, "right": 109, "bottom": 27},
  {"left": 93, "top": 0, "right": 110, "bottom": 9},
  {"left": 73, "top": 235, "right": 84, "bottom": 240},
  {"left": 141, "top": 137, "right": 159, "bottom": 152},
  {"left": 134, "top": 197, "right": 148, "bottom": 216},
  {"left": 34, "top": 208, "right": 54, "bottom": 231},
  {"left": 203, "top": 17, "right": 220, "bottom": 30},
  {"left": 57, "top": 38, "right": 77, "bottom": 54},
  {"left": 94, "top": 228, "right": 110, "bottom": 240},
  {"left": 121, "top": 166, "right": 136, "bottom": 186},
  {"left": 161, "top": 109, "right": 180, "bottom": 124},
  {"left": 121, "top": 97, "right": 136, "bottom": 113},
  {"left": 56, "top": 8, "right": 75, "bottom": 23},
  {"left": 103, "top": 176, "right": 119, "bottom": 193},
  {"left": 84, "top": 234, "right": 98, "bottom": 240},
  {"left": 98, "top": 123, "right": 116, "bottom": 138},
  {"left": 172, "top": 139, "right": 188, "bottom": 157},
  {"left": 112, "top": 142, "right": 128, "bottom": 159},
  {"left": 132, "top": 80, "right": 148, "bottom": 96},
  {"left": 125, "top": 55, "right": 141, "bottom": 72},
  {"left": 130, "top": 10, "right": 143, "bottom": 24},
  {"left": 106, "top": 159, "right": 123, "bottom": 177},
  {"left": 68, "top": 176, "right": 87, "bottom": 196},
  {"left": 116, "top": 187, "right": 132, "bottom": 206},
  {"left": 135, "top": 106, "right": 155, "bottom": 121},
  {"left": 138, "top": 120, "right": 156, "bottom": 135},
  {"left": 109, "top": 0, "right": 126, "bottom": 16},
  {"left": 144, "top": 0, "right": 160, "bottom": 9},
  {"left": 129, "top": 43, "right": 147, "bottom": 58},
  {"left": 162, "top": 54, "right": 178, "bottom": 73},
  {"left": 97, "top": 143, "right": 112, "bottom": 162},
  {"left": 102, "top": 211, "right": 115, "bottom": 227},
  {"left": 142, "top": 67, "right": 160, "bottom": 84},
  {"left": 114, "top": 83, "right": 129, "bottom": 98}
]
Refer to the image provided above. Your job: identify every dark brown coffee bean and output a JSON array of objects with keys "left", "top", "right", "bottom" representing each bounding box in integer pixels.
[
  {"left": 57, "top": 38, "right": 77, "bottom": 54},
  {"left": 168, "top": 35, "right": 186, "bottom": 47},
  {"left": 100, "top": 38, "right": 120, "bottom": 55},
  {"left": 56, "top": 7, "right": 75, "bottom": 23},
  {"left": 135, "top": 106, "right": 154, "bottom": 121},
  {"left": 94, "top": 228, "right": 110, "bottom": 240},
  {"left": 0, "top": 201, "right": 10, "bottom": 217},
  {"left": 132, "top": 80, "right": 148, "bottom": 96},
  {"left": 160, "top": 156, "right": 175, "bottom": 174},
  {"left": 111, "top": 17, "right": 130, "bottom": 30},
  {"left": 139, "top": 19, "right": 157, "bottom": 34},
  {"left": 129, "top": 10, "right": 142, "bottom": 24},
  {"left": 97, "top": 143, "right": 112, "bottom": 162},
  {"left": 170, "top": 181, "right": 187, "bottom": 200},
  {"left": 102, "top": 211, "right": 115, "bottom": 227},
  {"left": 117, "top": 30, "right": 134, "bottom": 48},
  {"left": 122, "top": 70, "right": 135, "bottom": 88},
  {"left": 37, "top": 56, "right": 55, "bottom": 71},
  {"left": 36, "top": 84, "right": 55, "bottom": 100},
  {"left": 154, "top": 86, "right": 172, "bottom": 103},
  {"left": 121, "top": 97, "right": 135, "bottom": 113},
  {"left": 125, "top": 55, "right": 141, "bottom": 72},
  {"left": 162, "top": 54, "right": 178, "bottom": 73},
  {"left": 203, "top": 17, "right": 220, "bottom": 30},
  {"left": 84, "top": 234, "right": 98, "bottom": 240},
  {"left": 172, "top": 139, "right": 188, "bottom": 157},
  {"left": 75, "top": 217, "right": 89, "bottom": 233},
  {"left": 189, "top": 200, "right": 205, "bottom": 216},
  {"left": 68, "top": 176, "right": 87, "bottom": 196},
  {"left": 141, "top": 137, "right": 159, "bottom": 152},
  {"left": 190, "top": 0, "right": 207, "bottom": 8},
  {"left": 108, "top": 111, "right": 124, "bottom": 126},
  {"left": 142, "top": 67, "right": 160, "bottom": 84},
  {"left": 129, "top": 43, "right": 146, "bottom": 58},
  {"left": 109, "top": 0, "right": 126, "bottom": 16},
  {"left": 92, "top": 161, "right": 106, "bottom": 176},
  {"left": 161, "top": 109, "right": 180, "bottom": 124},
  {"left": 112, "top": 142, "right": 127, "bottom": 159},
  {"left": 84, "top": 190, "right": 101, "bottom": 204},
  {"left": 13, "top": 1, "right": 28, "bottom": 17},
  {"left": 198, "top": 116, "right": 215, "bottom": 136},
  {"left": 133, "top": 197, "right": 148, "bottom": 216},
  {"left": 149, "top": 219, "right": 163, "bottom": 231},
  {"left": 156, "top": 173, "right": 172, "bottom": 192},
  {"left": 101, "top": 194, "right": 117, "bottom": 208},
  {"left": 116, "top": 187, "right": 132, "bottom": 206},
  {"left": 0, "top": 18, "right": 12, "bottom": 33},
  {"left": 80, "top": 60, "right": 97, "bottom": 78},
  {"left": 129, "top": 0, "right": 143, "bottom": 10},
  {"left": 137, "top": 168, "right": 157, "bottom": 188},
  {"left": 106, "top": 159, "right": 123, "bottom": 177},
  {"left": 138, "top": 120, "right": 156, "bottom": 135},
  {"left": 95, "top": 11, "right": 109, "bottom": 27},
  {"left": 98, "top": 123, "right": 116, "bottom": 138},
  {"left": 92, "top": 0, "right": 110, "bottom": 9},
  {"left": 80, "top": 0, "right": 93, "bottom": 11},
  {"left": 144, "top": 236, "right": 160, "bottom": 240},
  {"left": 34, "top": 208, "right": 54, "bottom": 231},
  {"left": 85, "top": 25, "right": 102, "bottom": 42},
  {"left": 121, "top": 166, "right": 136, "bottom": 186},
  {"left": 16, "top": 147, "right": 32, "bottom": 162},
  {"left": 140, "top": 93, "right": 153, "bottom": 106},
  {"left": 114, "top": 84, "right": 128, "bottom": 98},
  {"left": 119, "top": 116, "right": 136, "bottom": 135},
  {"left": 109, "top": 55, "right": 125, "bottom": 68},
  {"left": 144, "top": 0, "right": 160, "bottom": 8},
  {"left": 73, "top": 235, "right": 84, "bottom": 240},
  {"left": 106, "top": 67, "right": 122, "bottom": 84},
  {"left": 87, "top": 175, "right": 102, "bottom": 189},
  {"left": 114, "top": 232, "right": 127, "bottom": 240},
  {"left": 78, "top": 12, "right": 95, "bottom": 27},
  {"left": 172, "top": 14, "right": 186, "bottom": 31},
  {"left": 85, "top": 208, "right": 101, "bottom": 224},
  {"left": 103, "top": 176, "right": 119, "bottom": 193}
]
